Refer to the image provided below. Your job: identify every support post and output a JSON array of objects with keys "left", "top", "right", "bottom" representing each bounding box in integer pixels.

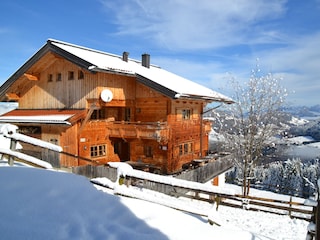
[
  {"left": 316, "top": 179, "right": 320, "bottom": 240},
  {"left": 8, "top": 139, "right": 17, "bottom": 166}
]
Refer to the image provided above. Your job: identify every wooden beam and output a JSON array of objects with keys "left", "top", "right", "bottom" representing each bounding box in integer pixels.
[
  {"left": 24, "top": 73, "right": 39, "bottom": 81},
  {"left": 78, "top": 103, "right": 100, "bottom": 134},
  {"left": 6, "top": 92, "right": 20, "bottom": 100}
]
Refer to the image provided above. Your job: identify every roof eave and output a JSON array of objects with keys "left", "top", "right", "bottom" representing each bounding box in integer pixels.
[
  {"left": 136, "top": 74, "right": 178, "bottom": 99},
  {"left": 175, "top": 94, "right": 234, "bottom": 103},
  {"left": 0, "top": 43, "right": 50, "bottom": 100},
  {"left": 0, "top": 119, "right": 71, "bottom": 125},
  {"left": 88, "top": 66, "right": 134, "bottom": 77},
  {"left": 46, "top": 40, "right": 94, "bottom": 70},
  {"left": 136, "top": 74, "right": 234, "bottom": 103}
]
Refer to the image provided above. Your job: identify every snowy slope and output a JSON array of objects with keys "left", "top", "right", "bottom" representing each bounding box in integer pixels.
[{"left": 0, "top": 166, "right": 309, "bottom": 240}]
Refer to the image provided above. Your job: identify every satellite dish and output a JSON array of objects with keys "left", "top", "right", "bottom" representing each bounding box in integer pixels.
[{"left": 100, "top": 89, "right": 113, "bottom": 102}]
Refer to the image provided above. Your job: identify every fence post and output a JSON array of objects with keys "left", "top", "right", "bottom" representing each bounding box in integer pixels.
[
  {"left": 289, "top": 196, "right": 292, "bottom": 218},
  {"left": 315, "top": 200, "right": 319, "bottom": 240},
  {"left": 315, "top": 178, "right": 320, "bottom": 240},
  {"left": 8, "top": 139, "right": 17, "bottom": 166},
  {"left": 316, "top": 179, "right": 320, "bottom": 240}
]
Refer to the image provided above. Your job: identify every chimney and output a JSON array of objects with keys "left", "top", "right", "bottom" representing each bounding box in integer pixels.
[
  {"left": 142, "top": 53, "right": 150, "bottom": 68},
  {"left": 122, "top": 51, "right": 129, "bottom": 62}
]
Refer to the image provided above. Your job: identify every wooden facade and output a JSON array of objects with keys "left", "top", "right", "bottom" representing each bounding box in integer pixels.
[{"left": 0, "top": 39, "right": 232, "bottom": 174}]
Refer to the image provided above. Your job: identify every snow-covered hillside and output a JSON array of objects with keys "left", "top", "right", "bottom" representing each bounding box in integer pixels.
[{"left": 0, "top": 164, "right": 310, "bottom": 240}]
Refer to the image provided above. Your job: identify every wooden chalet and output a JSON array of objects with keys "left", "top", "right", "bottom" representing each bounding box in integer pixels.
[{"left": 0, "top": 39, "right": 233, "bottom": 174}]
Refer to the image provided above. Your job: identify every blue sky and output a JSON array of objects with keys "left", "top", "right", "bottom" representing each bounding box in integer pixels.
[{"left": 0, "top": 0, "right": 319, "bottom": 106}]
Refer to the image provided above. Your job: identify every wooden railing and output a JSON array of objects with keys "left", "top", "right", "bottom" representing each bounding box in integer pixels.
[
  {"left": 106, "top": 121, "right": 170, "bottom": 143},
  {"left": 93, "top": 164, "right": 317, "bottom": 238}
]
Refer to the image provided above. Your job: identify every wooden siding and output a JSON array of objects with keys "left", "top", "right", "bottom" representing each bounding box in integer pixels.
[
  {"left": 19, "top": 58, "right": 136, "bottom": 109},
  {"left": 130, "top": 139, "right": 167, "bottom": 172},
  {"left": 78, "top": 121, "right": 120, "bottom": 165},
  {"left": 59, "top": 124, "right": 79, "bottom": 167},
  {"left": 135, "top": 83, "right": 168, "bottom": 122},
  {"left": 6, "top": 54, "right": 213, "bottom": 174},
  {"left": 14, "top": 124, "right": 66, "bottom": 168},
  {"left": 164, "top": 100, "right": 209, "bottom": 173}
]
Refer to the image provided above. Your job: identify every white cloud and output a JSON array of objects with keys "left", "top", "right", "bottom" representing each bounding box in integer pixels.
[
  {"left": 152, "top": 30, "right": 320, "bottom": 106},
  {"left": 101, "top": 0, "right": 287, "bottom": 50},
  {"left": 101, "top": 0, "right": 319, "bottom": 105},
  {"left": 251, "top": 32, "right": 320, "bottom": 104}
]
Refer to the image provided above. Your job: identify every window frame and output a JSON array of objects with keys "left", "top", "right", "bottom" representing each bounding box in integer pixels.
[
  {"left": 182, "top": 109, "right": 191, "bottom": 120},
  {"left": 47, "top": 74, "right": 53, "bottom": 82},
  {"left": 78, "top": 70, "right": 84, "bottom": 80},
  {"left": 68, "top": 71, "right": 74, "bottom": 80},
  {"left": 56, "top": 73, "right": 62, "bottom": 82},
  {"left": 90, "top": 144, "right": 106, "bottom": 158},
  {"left": 178, "top": 142, "right": 193, "bottom": 156},
  {"left": 144, "top": 145, "right": 153, "bottom": 158}
]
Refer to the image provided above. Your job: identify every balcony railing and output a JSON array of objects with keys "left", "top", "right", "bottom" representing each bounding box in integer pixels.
[{"left": 106, "top": 121, "right": 170, "bottom": 143}]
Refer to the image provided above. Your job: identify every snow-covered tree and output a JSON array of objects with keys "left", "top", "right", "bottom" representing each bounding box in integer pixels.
[
  {"left": 283, "top": 158, "right": 303, "bottom": 196},
  {"left": 301, "top": 159, "right": 320, "bottom": 198},
  {"left": 214, "top": 63, "right": 287, "bottom": 196},
  {"left": 263, "top": 161, "right": 284, "bottom": 193}
]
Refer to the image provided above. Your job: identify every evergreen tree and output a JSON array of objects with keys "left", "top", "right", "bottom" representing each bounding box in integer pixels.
[
  {"left": 263, "top": 161, "right": 284, "bottom": 193},
  {"left": 301, "top": 160, "right": 319, "bottom": 198},
  {"left": 283, "top": 159, "right": 303, "bottom": 196}
]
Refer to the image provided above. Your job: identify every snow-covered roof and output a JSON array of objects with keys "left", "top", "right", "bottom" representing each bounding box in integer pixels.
[
  {"left": 49, "top": 39, "right": 233, "bottom": 102},
  {"left": 0, "top": 39, "right": 231, "bottom": 103},
  {"left": 0, "top": 115, "right": 72, "bottom": 125},
  {"left": 0, "top": 109, "right": 85, "bottom": 125}
]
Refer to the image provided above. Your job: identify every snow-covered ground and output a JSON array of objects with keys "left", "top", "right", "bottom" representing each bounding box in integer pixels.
[
  {"left": 0, "top": 162, "right": 310, "bottom": 240},
  {"left": 289, "top": 116, "right": 309, "bottom": 126},
  {"left": 285, "top": 135, "right": 315, "bottom": 145}
]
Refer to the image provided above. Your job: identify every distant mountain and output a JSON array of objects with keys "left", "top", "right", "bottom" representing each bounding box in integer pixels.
[
  {"left": 283, "top": 105, "right": 320, "bottom": 119},
  {"left": 289, "top": 119, "right": 320, "bottom": 141},
  {"left": 309, "top": 104, "right": 320, "bottom": 112}
]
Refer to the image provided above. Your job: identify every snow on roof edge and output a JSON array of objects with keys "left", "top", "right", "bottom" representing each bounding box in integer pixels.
[
  {"left": 49, "top": 39, "right": 161, "bottom": 68},
  {"left": 49, "top": 39, "right": 233, "bottom": 103}
]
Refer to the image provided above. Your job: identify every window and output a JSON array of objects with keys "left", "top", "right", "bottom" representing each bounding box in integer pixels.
[
  {"left": 56, "top": 73, "right": 62, "bottom": 82},
  {"left": 90, "top": 145, "right": 106, "bottom": 158},
  {"left": 144, "top": 146, "right": 153, "bottom": 157},
  {"left": 78, "top": 70, "right": 84, "bottom": 80},
  {"left": 179, "top": 142, "right": 193, "bottom": 156},
  {"left": 47, "top": 74, "right": 53, "bottom": 82},
  {"left": 68, "top": 71, "right": 74, "bottom": 80},
  {"left": 182, "top": 109, "right": 191, "bottom": 120},
  {"left": 125, "top": 108, "right": 131, "bottom": 121},
  {"left": 91, "top": 109, "right": 106, "bottom": 120}
]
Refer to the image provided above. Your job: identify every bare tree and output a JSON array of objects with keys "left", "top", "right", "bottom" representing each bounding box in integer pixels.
[{"left": 215, "top": 65, "right": 287, "bottom": 196}]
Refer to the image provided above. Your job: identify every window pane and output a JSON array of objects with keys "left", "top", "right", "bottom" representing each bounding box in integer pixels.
[
  {"left": 68, "top": 71, "right": 74, "bottom": 80},
  {"left": 184, "top": 143, "right": 188, "bottom": 154},
  {"left": 56, "top": 73, "right": 62, "bottom": 81},
  {"left": 179, "top": 145, "right": 183, "bottom": 155},
  {"left": 78, "top": 70, "right": 84, "bottom": 80}
]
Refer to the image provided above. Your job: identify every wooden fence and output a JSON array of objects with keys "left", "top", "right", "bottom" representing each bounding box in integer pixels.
[
  {"left": 87, "top": 164, "right": 318, "bottom": 239},
  {"left": 72, "top": 159, "right": 318, "bottom": 239},
  {"left": 72, "top": 165, "right": 118, "bottom": 181},
  {"left": 72, "top": 154, "right": 233, "bottom": 193}
]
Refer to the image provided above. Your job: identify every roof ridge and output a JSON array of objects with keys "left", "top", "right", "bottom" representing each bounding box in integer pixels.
[
  {"left": 47, "top": 38, "right": 160, "bottom": 68},
  {"left": 47, "top": 38, "right": 123, "bottom": 59}
]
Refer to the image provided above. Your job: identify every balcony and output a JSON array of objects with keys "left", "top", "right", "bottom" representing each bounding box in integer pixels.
[{"left": 106, "top": 121, "right": 170, "bottom": 143}]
